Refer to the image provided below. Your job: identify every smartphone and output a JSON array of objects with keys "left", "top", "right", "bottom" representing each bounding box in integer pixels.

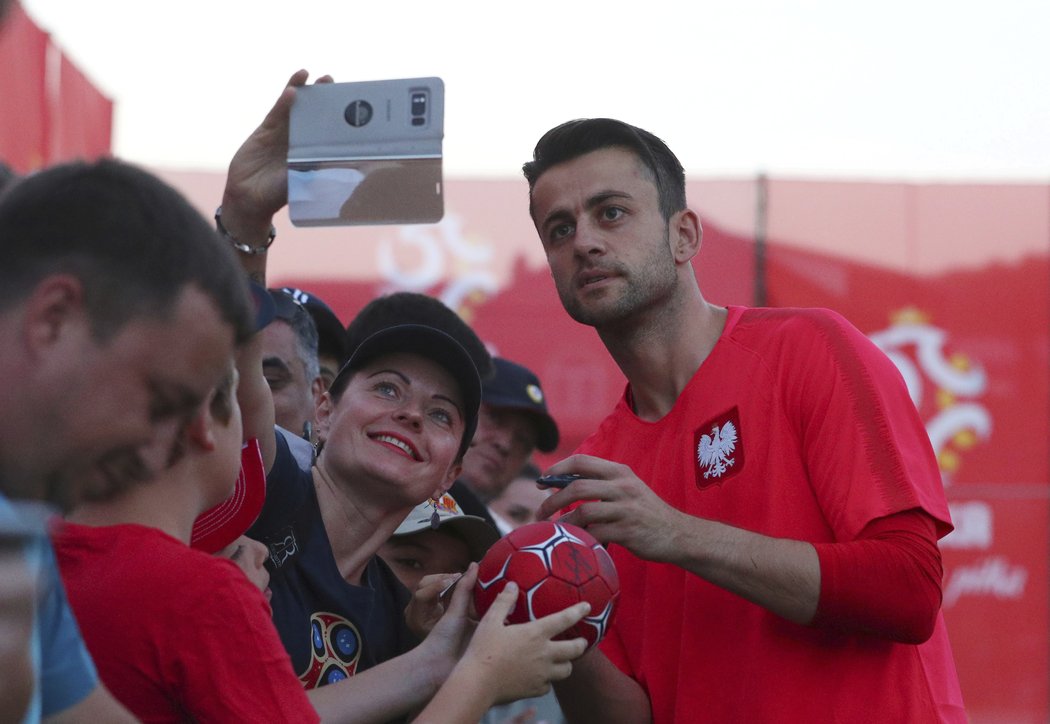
[
  {"left": 288, "top": 77, "right": 444, "bottom": 226},
  {"left": 536, "top": 474, "right": 584, "bottom": 489}
]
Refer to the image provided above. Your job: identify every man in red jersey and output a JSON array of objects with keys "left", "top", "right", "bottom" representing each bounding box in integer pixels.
[{"left": 523, "top": 119, "right": 966, "bottom": 724}]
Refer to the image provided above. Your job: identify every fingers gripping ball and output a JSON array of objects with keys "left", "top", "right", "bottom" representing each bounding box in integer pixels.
[{"left": 474, "top": 521, "right": 619, "bottom": 650}]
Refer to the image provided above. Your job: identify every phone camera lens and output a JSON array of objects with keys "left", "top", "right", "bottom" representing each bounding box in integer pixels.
[{"left": 344, "top": 100, "right": 373, "bottom": 127}]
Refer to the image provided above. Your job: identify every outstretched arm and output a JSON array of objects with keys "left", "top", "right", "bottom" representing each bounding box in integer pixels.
[
  {"left": 413, "top": 581, "right": 590, "bottom": 723},
  {"left": 538, "top": 455, "right": 821, "bottom": 624},
  {"left": 219, "top": 69, "right": 331, "bottom": 286},
  {"left": 222, "top": 71, "right": 331, "bottom": 472},
  {"left": 305, "top": 564, "right": 479, "bottom": 724},
  {"left": 538, "top": 455, "right": 942, "bottom": 635}
]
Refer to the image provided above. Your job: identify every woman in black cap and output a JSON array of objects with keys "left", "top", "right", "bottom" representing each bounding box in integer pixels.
[
  {"left": 244, "top": 322, "right": 489, "bottom": 712},
  {"left": 244, "top": 317, "right": 585, "bottom": 720}
]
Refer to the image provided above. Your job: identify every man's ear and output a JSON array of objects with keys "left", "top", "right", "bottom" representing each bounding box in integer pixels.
[
  {"left": 670, "top": 209, "right": 702, "bottom": 265},
  {"left": 183, "top": 406, "right": 216, "bottom": 453},
  {"left": 314, "top": 392, "right": 334, "bottom": 445},
  {"left": 23, "top": 275, "right": 86, "bottom": 356},
  {"left": 311, "top": 376, "right": 326, "bottom": 408}
]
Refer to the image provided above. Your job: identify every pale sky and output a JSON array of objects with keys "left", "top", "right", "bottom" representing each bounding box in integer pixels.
[{"left": 21, "top": 0, "right": 1050, "bottom": 181}]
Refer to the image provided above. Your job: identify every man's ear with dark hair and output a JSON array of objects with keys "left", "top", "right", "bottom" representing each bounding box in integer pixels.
[{"left": 23, "top": 276, "right": 86, "bottom": 359}]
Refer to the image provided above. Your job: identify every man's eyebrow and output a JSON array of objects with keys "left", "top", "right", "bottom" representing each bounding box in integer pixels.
[
  {"left": 262, "top": 357, "right": 292, "bottom": 373},
  {"left": 586, "top": 190, "right": 634, "bottom": 208},
  {"left": 540, "top": 190, "right": 634, "bottom": 230},
  {"left": 540, "top": 207, "right": 574, "bottom": 231},
  {"left": 148, "top": 380, "right": 202, "bottom": 418}
]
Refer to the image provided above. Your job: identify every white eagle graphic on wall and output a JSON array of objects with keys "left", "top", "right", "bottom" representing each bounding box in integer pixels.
[{"left": 697, "top": 421, "right": 738, "bottom": 479}]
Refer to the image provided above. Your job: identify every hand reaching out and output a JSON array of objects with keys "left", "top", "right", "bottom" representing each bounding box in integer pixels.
[
  {"left": 412, "top": 562, "right": 480, "bottom": 690},
  {"left": 220, "top": 70, "right": 333, "bottom": 240},
  {"left": 404, "top": 571, "right": 464, "bottom": 639},
  {"left": 412, "top": 580, "right": 589, "bottom": 722},
  {"left": 469, "top": 583, "right": 589, "bottom": 703}
]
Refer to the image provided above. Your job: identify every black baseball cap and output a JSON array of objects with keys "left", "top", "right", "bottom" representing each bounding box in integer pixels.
[
  {"left": 280, "top": 287, "right": 352, "bottom": 368},
  {"left": 329, "top": 324, "right": 482, "bottom": 460},
  {"left": 483, "top": 357, "right": 559, "bottom": 452}
]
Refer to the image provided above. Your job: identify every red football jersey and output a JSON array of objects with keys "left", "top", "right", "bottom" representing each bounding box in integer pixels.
[{"left": 579, "top": 306, "right": 965, "bottom": 723}]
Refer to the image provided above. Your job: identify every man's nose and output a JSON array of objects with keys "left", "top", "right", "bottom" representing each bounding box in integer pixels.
[{"left": 572, "top": 220, "right": 607, "bottom": 257}]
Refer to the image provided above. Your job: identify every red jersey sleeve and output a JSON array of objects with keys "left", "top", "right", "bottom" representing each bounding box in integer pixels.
[
  {"left": 812, "top": 508, "right": 943, "bottom": 643},
  {"left": 786, "top": 310, "right": 953, "bottom": 540}
]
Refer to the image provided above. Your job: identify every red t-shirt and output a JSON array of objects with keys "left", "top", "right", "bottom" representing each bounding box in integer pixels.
[
  {"left": 579, "top": 306, "right": 966, "bottom": 723},
  {"left": 54, "top": 522, "right": 319, "bottom": 723}
]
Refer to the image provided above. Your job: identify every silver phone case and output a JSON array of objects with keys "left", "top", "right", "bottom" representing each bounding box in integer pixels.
[{"left": 288, "top": 77, "right": 444, "bottom": 226}]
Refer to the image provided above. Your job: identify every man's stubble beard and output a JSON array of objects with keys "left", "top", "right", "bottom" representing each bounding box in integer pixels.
[{"left": 558, "top": 230, "right": 678, "bottom": 330}]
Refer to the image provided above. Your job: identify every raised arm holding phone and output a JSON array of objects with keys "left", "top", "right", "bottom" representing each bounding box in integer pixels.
[{"left": 218, "top": 70, "right": 591, "bottom": 720}]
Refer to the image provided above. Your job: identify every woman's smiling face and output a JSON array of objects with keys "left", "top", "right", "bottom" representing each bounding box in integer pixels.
[{"left": 317, "top": 352, "right": 465, "bottom": 505}]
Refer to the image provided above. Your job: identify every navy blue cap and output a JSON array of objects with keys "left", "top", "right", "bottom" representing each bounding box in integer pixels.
[
  {"left": 483, "top": 357, "right": 559, "bottom": 452},
  {"left": 280, "top": 287, "right": 351, "bottom": 367}
]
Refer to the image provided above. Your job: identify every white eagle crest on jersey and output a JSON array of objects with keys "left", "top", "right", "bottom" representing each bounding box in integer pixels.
[{"left": 696, "top": 421, "right": 738, "bottom": 479}]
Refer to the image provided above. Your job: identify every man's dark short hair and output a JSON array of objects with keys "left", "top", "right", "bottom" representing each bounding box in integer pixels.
[
  {"left": 0, "top": 158, "right": 254, "bottom": 344},
  {"left": 522, "top": 118, "right": 687, "bottom": 222},
  {"left": 279, "top": 287, "right": 351, "bottom": 369},
  {"left": 336, "top": 291, "right": 493, "bottom": 401},
  {"left": 269, "top": 290, "right": 321, "bottom": 382}
]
